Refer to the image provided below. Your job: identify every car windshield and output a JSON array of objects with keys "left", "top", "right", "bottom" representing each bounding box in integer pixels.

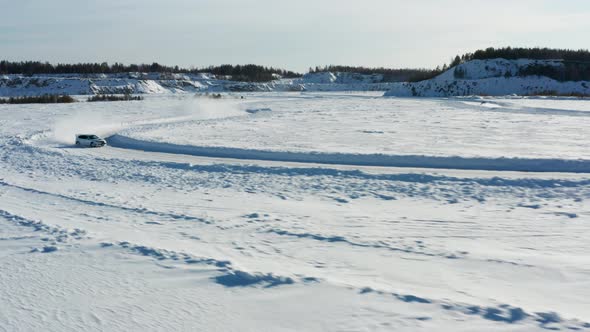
[{"left": 88, "top": 135, "right": 98, "bottom": 139}]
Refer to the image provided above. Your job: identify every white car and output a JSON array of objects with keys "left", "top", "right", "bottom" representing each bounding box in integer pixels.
[{"left": 75, "top": 134, "right": 106, "bottom": 147}]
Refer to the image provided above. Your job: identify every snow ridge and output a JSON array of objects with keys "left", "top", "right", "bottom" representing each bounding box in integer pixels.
[{"left": 107, "top": 134, "right": 590, "bottom": 173}]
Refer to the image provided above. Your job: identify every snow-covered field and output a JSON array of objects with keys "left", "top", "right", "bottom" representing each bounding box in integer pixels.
[{"left": 1, "top": 92, "right": 589, "bottom": 331}]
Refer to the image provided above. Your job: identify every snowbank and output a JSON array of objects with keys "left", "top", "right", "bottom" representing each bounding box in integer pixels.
[{"left": 107, "top": 134, "right": 590, "bottom": 173}]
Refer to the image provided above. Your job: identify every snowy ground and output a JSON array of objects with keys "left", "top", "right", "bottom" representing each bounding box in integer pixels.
[{"left": 1, "top": 92, "right": 589, "bottom": 331}]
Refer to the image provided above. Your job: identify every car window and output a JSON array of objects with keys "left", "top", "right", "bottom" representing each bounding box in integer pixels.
[
  {"left": 89, "top": 135, "right": 98, "bottom": 139},
  {"left": 79, "top": 135, "right": 87, "bottom": 139}
]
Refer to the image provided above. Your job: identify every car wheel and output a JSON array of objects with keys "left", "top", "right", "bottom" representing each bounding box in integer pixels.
[{"left": 75, "top": 141, "right": 80, "bottom": 146}]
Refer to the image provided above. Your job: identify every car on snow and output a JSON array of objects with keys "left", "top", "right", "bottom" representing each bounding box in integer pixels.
[{"left": 75, "top": 134, "right": 106, "bottom": 147}]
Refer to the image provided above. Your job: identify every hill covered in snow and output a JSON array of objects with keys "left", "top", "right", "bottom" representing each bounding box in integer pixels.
[
  {"left": 0, "top": 72, "right": 403, "bottom": 96},
  {"left": 385, "top": 58, "right": 590, "bottom": 97}
]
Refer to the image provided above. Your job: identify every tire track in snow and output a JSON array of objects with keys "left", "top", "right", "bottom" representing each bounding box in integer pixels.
[
  {"left": 357, "top": 286, "right": 590, "bottom": 331},
  {"left": 0, "top": 205, "right": 309, "bottom": 289},
  {"left": 265, "top": 228, "right": 466, "bottom": 260},
  {"left": 0, "top": 180, "right": 209, "bottom": 224},
  {"left": 8, "top": 135, "right": 590, "bottom": 205},
  {"left": 0, "top": 209, "right": 88, "bottom": 250},
  {"left": 109, "top": 240, "right": 310, "bottom": 288}
]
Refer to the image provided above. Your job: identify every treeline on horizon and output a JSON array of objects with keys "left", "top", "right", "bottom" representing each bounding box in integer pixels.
[
  {"left": 449, "top": 47, "right": 590, "bottom": 67},
  {"left": 0, "top": 61, "right": 300, "bottom": 82},
  {"left": 313, "top": 48, "right": 590, "bottom": 82},
  {"left": 203, "top": 64, "right": 300, "bottom": 82},
  {"left": 0, "top": 94, "right": 75, "bottom": 104},
  {"left": 448, "top": 47, "right": 590, "bottom": 82},
  {"left": 2, "top": 47, "right": 590, "bottom": 83},
  {"left": 308, "top": 66, "right": 444, "bottom": 83}
]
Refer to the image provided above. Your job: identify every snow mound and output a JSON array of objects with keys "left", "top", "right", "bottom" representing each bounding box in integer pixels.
[{"left": 434, "top": 59, "right": 563, "bottom": 81}]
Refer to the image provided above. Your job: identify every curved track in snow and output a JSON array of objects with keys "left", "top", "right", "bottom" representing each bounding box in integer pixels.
[{"left": 107, "top": 134, "right": 590, "bottom": 173}]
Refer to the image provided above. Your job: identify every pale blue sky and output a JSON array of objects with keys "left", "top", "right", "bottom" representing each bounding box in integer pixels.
[{"left": 1, "top": 0, "right": 589, "bottom": 72}]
